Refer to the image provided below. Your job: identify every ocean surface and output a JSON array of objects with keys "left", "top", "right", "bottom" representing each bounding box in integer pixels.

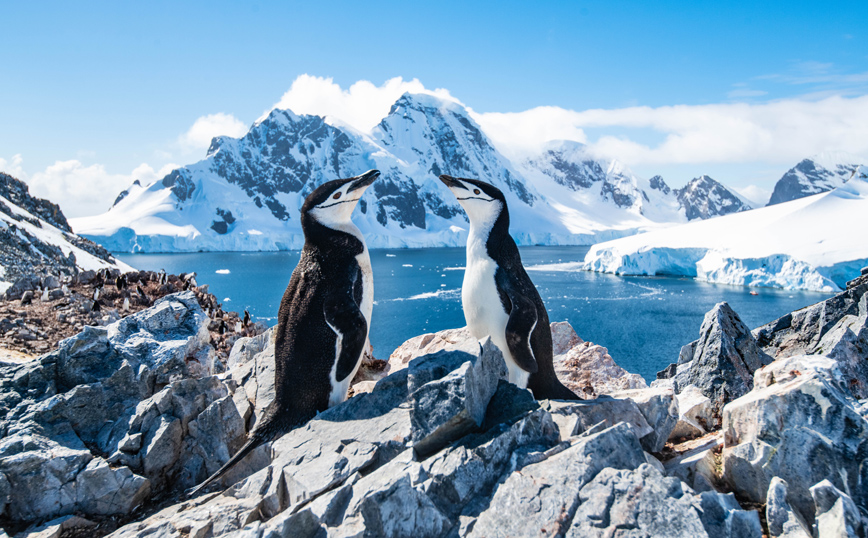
[{"left": 117, "top": 247, "right": 832, "bottom": 382}]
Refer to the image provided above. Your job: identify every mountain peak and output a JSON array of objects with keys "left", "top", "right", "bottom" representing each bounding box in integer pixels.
[{"left": 767, "top": 152, "right": 865, "bottom": 206}]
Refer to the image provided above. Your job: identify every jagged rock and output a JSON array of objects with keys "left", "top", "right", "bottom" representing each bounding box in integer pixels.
[
  {"left": 387, "top": 327, "right": 478, "bottom": 375},
  {"left": 409, "top": 337, "right": 508, "bottom": 456},
  {"left": 550, "top": 321, "right": 582, "bottom": 354},
  {"left": 722, "top": 370, "right": 868, "bottom": 528},
  {"left": 663, "top": 435, "right": 722, "bottom": 493},
  {"left": 17, "top": 515, "right": 97, "bottom": 538},
  {"left": 612, "top": 386, "right": 678, "bottom": 452},
  {"left": 810, "top": 480, "right": 865, "bottom": 538},
  {"left": 754, "top": 272, "right": 868, "bottom": 398},
  {"left": 567, "top": 463, "right": 761, "bottom": 537},
  {"left": 766, "top": 477, "right": 812, "bottom": 538},
  {"left": 542, "top": 397, "right": 653, "bottom": 442},
  {"left": 0, "top": 292, "right": 217, "bottom": 523},
  {"left": 669, "top": 384, "right": 715, "bottom": 440},
  {"left": 554, "top": 339, "right": 647, "bottom": 398},
  {"left": 658, "top": 302, "right": 772, "bottom": 421}
]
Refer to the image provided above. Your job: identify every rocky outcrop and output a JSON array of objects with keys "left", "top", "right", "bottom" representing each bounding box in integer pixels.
[
  {"left": 754, "top": 269, "right": 868, "bottom": 398},
  {"left": 721, "top": 364, "right": 868, "bottom": 529},
  {"left": 656, "top": 302, "right": 772, "bottom": 423}
]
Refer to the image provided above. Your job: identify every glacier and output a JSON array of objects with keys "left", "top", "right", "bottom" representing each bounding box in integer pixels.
[
  {"left": 576, "top": 165, "right": 868, "bottom": 292},
  {"left": 70, "top": 93, "right": 745, "bottom": 252}
]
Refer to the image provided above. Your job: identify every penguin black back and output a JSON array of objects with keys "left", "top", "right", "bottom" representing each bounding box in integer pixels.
[{"left": 187, "top": 169, "right": 379, "bottom": 497}]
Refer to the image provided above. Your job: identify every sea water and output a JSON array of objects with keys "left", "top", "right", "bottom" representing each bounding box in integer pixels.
[{"left": 117, "top": 247, "right": 831, "bottom": 382}]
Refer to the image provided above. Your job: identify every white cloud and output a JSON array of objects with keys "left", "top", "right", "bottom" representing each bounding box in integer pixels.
[
  {"left": 734, "top": 185, "right": 772, "bottom": 207},
  {"left": 178, "top": 113, "right": 248, "bottom": 152},
  {"left": 25, "top": 159, "right": 177, "bottom": 218},
  {"left": 473, "top": 96, "right": 868, "bottom": 169},
  {"left": 0, "top": 154, "right": 27, "bottom": 179},
  {"left": 264, "top": 75, "right": 460, "bottom": 133}
]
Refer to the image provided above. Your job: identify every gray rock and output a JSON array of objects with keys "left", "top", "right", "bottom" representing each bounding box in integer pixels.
[
  {"left": 663, "top": 435, "right": 722, "bottom": 493},
  {"left": 410, "top": 337, "right": 508, "bottom": 457},
  {"left": 754, "top": 272, "right": 868, "bottom": 398},
  {"left": 766, "top": 477, "right": 811, "bottom": 538},
  {"left": 542, "top": 396, "right": 653, "bottom": 441},
  {"left": 567, "top": 463, "right": 761, "bottom": 538},
  {"left": 612, "top": 386, "right": 679, "bottom": 452},
  {"left": 660, "top": 302, "right": 772, "bottom": 421},
  {"left": 669, "top": 385, "right": 715, "bottom": 440},
  {"left": 810, "top": 480, "right": 865, "bottom": 538},
  {"left": 467, "top": 422, "right": 648, "bottom": 538},
  {"left": 17, "top": 515, "right": 97, "bottom": 538},
  {"left": 722, "top": 371, "right": 868, "bottom": 527}
]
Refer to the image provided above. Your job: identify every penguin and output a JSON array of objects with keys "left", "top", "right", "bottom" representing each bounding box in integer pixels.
[
  {"left": 242, "top": 309, "right": 250, "bottom": 327},
  {"left": 91, "top": 299, "right": 101, "bottom": 312},
  {"left": 187, "top": 169, "right": 380, "bottom": 496},
  {"left": 218, "top": 319, "right": 226, "bottom": 335},
  {"left": 439, "top": 174, "right": 579, "bottom": 401}
]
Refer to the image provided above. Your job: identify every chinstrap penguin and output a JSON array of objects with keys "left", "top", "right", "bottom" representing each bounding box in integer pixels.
[
  {"left": 187, "top": 169, "right": 380, "bottom": 496},
  {"left": 439, "top": 174, "right": 579, "bottom": 400}
]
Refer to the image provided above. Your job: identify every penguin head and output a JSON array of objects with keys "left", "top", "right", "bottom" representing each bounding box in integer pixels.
[
  {"left": 304, "top": 169, "right": 380, "bottom": 229},
  {"left": 439, "top": 175, "right": 505, "bottom": 225}
]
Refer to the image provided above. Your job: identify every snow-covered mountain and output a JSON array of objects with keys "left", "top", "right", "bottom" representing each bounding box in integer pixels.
[
  {"left": 767, "top": 152, "right": 865, "bottom": 206},
  {"left": 72, "top": 93, "right": 751, "bottom": 252},
  {"left": 570, "top": 165, "right": 868, "bottom": 292},
  {"left": 0, "top": 172, "right": 132, "bottom": 294},
  {"left": 673, "top": 175, "right": 751, "bottom": 220}
]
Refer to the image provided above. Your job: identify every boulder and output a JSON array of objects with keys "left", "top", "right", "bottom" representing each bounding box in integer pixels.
[
  {"left": 568, "top": 463, "right": 761, "bottom": 538},
  {"left": 766, "top": 477, "right": 811, "bottom": 538},
  {"left": 409, "top": 337, "right": 509, "bottom": 456},
  {"left": 387, "top": 327, "right": 478, "bottom": 375},
  {"left": 550, "top": 321, "right": 583, "bottom": 355},
  {"left": 554, "top": 339, "right": 647, "bottom": 398},
  {"left": 612, "top": 386, "right": 679, "bottom": 452},
  {"left": 722, "top": 370, "right": 868, "bottom": 527},
  {"left": 542, "top": 397, "right": 653, "bottom": 441},
  {"left": 16, "top": 515, "right": 97, "bottom": 538},
  {"left": 658, "top": 302, "right": 772, "bottom": 418},
  {"left": 810, "top": 480, "right": 865, "bottom": 538},
  {"left": 754, "top": 271, "right": 868, "bottom": 398},
  {"left": 669, "top": 384, "right": 715, "bottom": 440}
]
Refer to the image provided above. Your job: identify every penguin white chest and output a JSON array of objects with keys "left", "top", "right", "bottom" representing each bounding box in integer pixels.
[{"left": 462, "top": 249, "right": 530, "bottom": 388}]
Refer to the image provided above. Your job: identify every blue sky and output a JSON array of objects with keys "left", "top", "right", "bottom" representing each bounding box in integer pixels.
[{"left": 1, "top": 1, "right": 867, "bottom": 216}]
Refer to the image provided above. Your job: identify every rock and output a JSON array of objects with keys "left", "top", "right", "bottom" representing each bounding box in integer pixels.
[
  {"left": 754, "top": 274, "right": 868, "bottom": 398},
  {"left": 387, "top": 327, "right": 478, "bottom": 375},
  {"left": 663, "top": 434, "right": 722, "bottom": 493},
  {"left": 567, "top": 463, "right": 761, "bottom": 538},
  {"left": 410, "top": 337, "right": 509, "bottom": 457},
  {"left": 810, "top": 480, "right": 865, "bottom": 538},
  {"left": 466, "top": 422, "right": 648, "bottom": 537},
  {"left": 0, "top": 292, "right": 218, "bottom": 524},
  {"left": 612, "top": 386, "right": 679, "bottom": 452},
  {"left": 669, "top": 385, "right": 715, "bottom": 440},
  {"left": 17, "top": 515, "right": 97, "bottom": 538},
  {"left": 554, "top": 339, "right": 647, "bottom": 398},
  {"left": 542, "top": 396, "right": 653, "bottom": 441},
  {"left": 766, "top": 477, "right": 812, "bottom": 538},
  {"left": 753, "top": 354, "right": 847, "bottom": 390},
  {"left": 550, "top": 321, "right": 582, "bottom": 355},
  {"left": 659, "top": 302, "right": 772, "bottom": 418},
  {"left": 722, "top": 370, "right": 868, "bottom": 528}
]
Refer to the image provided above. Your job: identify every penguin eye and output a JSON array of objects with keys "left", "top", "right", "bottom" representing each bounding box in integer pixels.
[
  {"left": 473, "top": 189, "right": 481, "bottom": 195},
  {"left": 333, "top": 192, "right": 342, "bottom": 200}
]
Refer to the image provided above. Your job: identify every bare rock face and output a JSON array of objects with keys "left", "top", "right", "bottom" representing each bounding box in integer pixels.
[
  {"left": 766, "top": 477, "right": 812, "bottom": 538},
  {"left": 386, "top": 327, "right": 478, "bottom": 375},
  {"left": 722, "top": 369, "right": 868, "bottom": 529},
  {"left": 657, "top": 302, "right": 772, "bottom": 422},
  {"left": 754, "top": 271, "right": 868, "bottom": 398},
  {"left": 610, "top": 386, "right": 678, "bottom": 453},
  {"left": 554, "top": 339, "right": 648, "bottom": 398},
  {"left": 669, "top": 385, "right": 715, "bottom": 440}
]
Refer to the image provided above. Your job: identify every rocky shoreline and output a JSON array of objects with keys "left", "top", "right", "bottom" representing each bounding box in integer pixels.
[{"left": 0, "top": 269, "right": 865, "bottom": 537}]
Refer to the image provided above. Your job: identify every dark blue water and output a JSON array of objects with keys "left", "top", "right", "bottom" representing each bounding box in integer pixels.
[{"left": 117, "top": 247, "right": 831, "bottom": 382}]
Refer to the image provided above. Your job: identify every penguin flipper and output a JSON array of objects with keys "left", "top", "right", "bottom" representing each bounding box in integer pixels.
[
  {"left": 324, "top": 292, "right": 368, "bottom": 381},
  {"left": 504, "top": 292, "right": 540, "bottom": 374}
]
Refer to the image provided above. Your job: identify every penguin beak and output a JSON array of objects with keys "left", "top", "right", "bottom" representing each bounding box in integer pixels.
[
  {"left": 348, "top": 169, "right": 380, "bottom": 193},
  {"left": 439, "top": 175, "right": 467, "bottom": 191}
]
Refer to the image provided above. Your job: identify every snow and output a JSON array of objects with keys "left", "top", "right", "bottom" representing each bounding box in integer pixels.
[
  {"left": 0, "top": 193, "right": 134, "bottom": 274},
  {"left": 579, "top": 166, "right": 868, "bottom": 292}
]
